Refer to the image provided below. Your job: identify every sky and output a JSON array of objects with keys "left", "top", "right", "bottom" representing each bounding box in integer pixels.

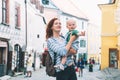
[{"left": 70, "top": 0, "right": 109, "bottom": 26}]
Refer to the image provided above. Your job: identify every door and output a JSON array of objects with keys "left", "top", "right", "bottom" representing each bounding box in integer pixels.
[
  {"left": 0, "top": 48, "right": 3, "bottom": 64},
  {"left": 7, "top": 51, "right": 12, "bottom": 71},
  {"left": 109, "top": 49, "right": 118, "bottom": 68}
]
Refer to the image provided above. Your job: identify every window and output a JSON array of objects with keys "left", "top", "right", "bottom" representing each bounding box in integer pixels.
[
  {"left": 42, "top": 0, "right": 49, "bottom": 5},
  {"left": 2, "top": 0, "right": 9, "bottom": 25},
  {"left": 80, "top": 40, "right": 86, "bottom": 47},
  {"left": 109, "top": 0, "right": 115, "bottom": 3},
  {"left": 82, "top": 21, "right": 84, "bottom": 29},
  {"left": 15, "top": 4, "right": 20, "bottom": 28}
]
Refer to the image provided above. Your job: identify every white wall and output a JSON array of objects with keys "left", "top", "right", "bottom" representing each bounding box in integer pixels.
[
  {"left": 88, "top": 23, "right": 101, "bottom": 54},
  {"left": 0, "top": 0, "right": 2, "bottom": 23},
  {"left": 27, "top": 1, "right": 46, "bottom": 53},
  {"left": 9, "top": 0, "right": 25, "bottom": 47}
]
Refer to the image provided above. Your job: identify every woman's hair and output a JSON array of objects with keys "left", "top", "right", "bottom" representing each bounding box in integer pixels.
[{"left": 46, "top": 18, "right": 58, "bottom": 40}]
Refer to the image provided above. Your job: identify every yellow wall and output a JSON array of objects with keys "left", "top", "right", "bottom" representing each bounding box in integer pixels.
[
  {"left": 101, "top": 36, "right": 117, "bottom": 69},
  {"left": 99, "top": 4, "right": 118, "bottom": 69}
]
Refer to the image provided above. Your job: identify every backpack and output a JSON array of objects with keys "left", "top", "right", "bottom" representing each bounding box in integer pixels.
[
  {"left": 45, "top": 51, "right": 56, "bottom": 77},
  {"left": 42, "top": 51, "right": 48, "bottom": 66}
]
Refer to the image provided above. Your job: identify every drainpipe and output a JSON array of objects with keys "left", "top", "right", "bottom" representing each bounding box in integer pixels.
[
  {"left": 24, "top": 0, "right": 28, "bottom": 75},
  {"left": 25, "top": 0, "right": 27, "bottom": 49}
]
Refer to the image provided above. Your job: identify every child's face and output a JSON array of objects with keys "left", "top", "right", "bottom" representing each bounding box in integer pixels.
[{"left": 67, "top": 20, "right": 76, "bottom": 31}]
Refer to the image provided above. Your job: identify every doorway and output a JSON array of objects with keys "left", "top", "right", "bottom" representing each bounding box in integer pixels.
[
  {"left": 109, "top": 49, "right": 118, "bottom": 68},
  {"left": 14, "top": 44, "right": 24, "bottom": 72}
]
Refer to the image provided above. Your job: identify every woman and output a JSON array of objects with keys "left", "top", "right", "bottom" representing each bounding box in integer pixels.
[
  {"left": 26, "top": 54, "right": 33, "bottom": 77},
  {"left": 46, "top": 18, "right": 77, "bottom": 80}
]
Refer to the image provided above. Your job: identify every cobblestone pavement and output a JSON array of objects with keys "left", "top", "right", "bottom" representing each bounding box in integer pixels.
[{"left": 9, "top": 64, "right": 100, "bottom": 80}]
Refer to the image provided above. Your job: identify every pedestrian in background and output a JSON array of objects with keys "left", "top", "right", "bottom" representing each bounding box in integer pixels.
[
  {"left": 26, "top": 54, "right": 33, "bottom": 77},
  {"left": 46, "top": 18, "right": 78, "bottom": 80},
  {"left": 77, "top": 58, "right": 84, "bottom": 77}
]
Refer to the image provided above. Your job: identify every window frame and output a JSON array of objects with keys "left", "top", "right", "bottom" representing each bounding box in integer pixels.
[{"left": 2, "top": 0, "right": 7, "bottom": 25}]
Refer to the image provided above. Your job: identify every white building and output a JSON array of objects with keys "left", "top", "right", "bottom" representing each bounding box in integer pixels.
[
  {"left": 87, "top": 23, "right": 101, "bottom": 63},
  {"left": 0, "top": 0, "right": 26, "bottom": 76},
  {"left": 0, "top": 0, "right": 47, "bottom": 76}
]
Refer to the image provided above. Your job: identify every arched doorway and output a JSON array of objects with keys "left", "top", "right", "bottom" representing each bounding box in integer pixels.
[{"left": 14, "top": 44, "right": 24, "bottom": 72}]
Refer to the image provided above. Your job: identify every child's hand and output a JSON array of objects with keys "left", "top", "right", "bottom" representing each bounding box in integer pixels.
[{"left": 79, "top": 31, "right": 85, "bottom": 36}]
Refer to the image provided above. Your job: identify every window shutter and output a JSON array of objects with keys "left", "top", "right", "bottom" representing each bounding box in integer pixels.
[
  {"left": 39, "top": 5, "right": 44, "bottom": 13},
  {"left": 17, "top": 6, "right": 20, "bottom": 27}
]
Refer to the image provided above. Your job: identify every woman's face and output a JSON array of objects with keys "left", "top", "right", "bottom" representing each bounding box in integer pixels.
[{"left": 52, "top": 19, "right": 61, "bottom": 32}]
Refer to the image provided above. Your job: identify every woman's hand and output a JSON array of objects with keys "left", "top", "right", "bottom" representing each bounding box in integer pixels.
[
  {"left": 69, "top": 48, "right": 77, "bottom": 54},
  {"left": 78, "top": 31, "right": 85, "bottom": 36}
]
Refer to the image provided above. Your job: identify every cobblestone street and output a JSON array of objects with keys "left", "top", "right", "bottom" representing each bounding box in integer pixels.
[{"left": 9, "top": 64, "right": 100, "bottom": 80}]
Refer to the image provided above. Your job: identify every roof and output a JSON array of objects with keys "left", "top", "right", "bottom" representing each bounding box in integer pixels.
[{"left": 51, "top": 0, "right": 88, "bottom": 20}]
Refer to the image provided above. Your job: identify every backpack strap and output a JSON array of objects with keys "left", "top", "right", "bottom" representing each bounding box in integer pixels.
[{"left": 54, "top": 52, "right": 57, "bottom": 65}]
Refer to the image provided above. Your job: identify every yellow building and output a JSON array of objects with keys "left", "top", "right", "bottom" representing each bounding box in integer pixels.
[{"left": 99, "top": 0, "right": 120, "bottom": 70}]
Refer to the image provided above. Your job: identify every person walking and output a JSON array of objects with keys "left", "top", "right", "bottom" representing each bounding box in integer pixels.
[
  {"left": 26, "top": 54, "right": 33, "bottom": 77},
  {"left": 46, "top": 18, "right": 78, "bottom": 80},
  {"left": 77, "top": 58, "right": 84, "bottom": 77}
]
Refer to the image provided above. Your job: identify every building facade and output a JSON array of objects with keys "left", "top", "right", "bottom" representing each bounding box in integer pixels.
[
  {"left": 0, "top": 0, "right": 26, "bottom": 76},
  {"left": 99, "top": 0, "right": 120, "bottom": 69},
  {"left": 0, "top": 0, "right": 47, "bottom": 76},
  {"left": 87, "top": 23, "right": 101, "bottom": 64}
]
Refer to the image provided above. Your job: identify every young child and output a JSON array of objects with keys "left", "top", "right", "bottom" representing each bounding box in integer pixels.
[{"left": 54, "top": 19, "right": 83, "bottom": 70}]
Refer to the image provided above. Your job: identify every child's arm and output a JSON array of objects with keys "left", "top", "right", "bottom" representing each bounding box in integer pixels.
[{"left": 72, "top": 30, "right": 85, "bottom": 36}]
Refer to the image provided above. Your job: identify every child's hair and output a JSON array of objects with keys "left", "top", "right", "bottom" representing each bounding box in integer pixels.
[{"left": 66, "top": 18, "right": 76, "bottom": 25}]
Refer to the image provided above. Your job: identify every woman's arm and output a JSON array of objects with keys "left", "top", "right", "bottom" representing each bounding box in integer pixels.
[{"left": 47, "top": 35, "right": 77, "bottom": 56}]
